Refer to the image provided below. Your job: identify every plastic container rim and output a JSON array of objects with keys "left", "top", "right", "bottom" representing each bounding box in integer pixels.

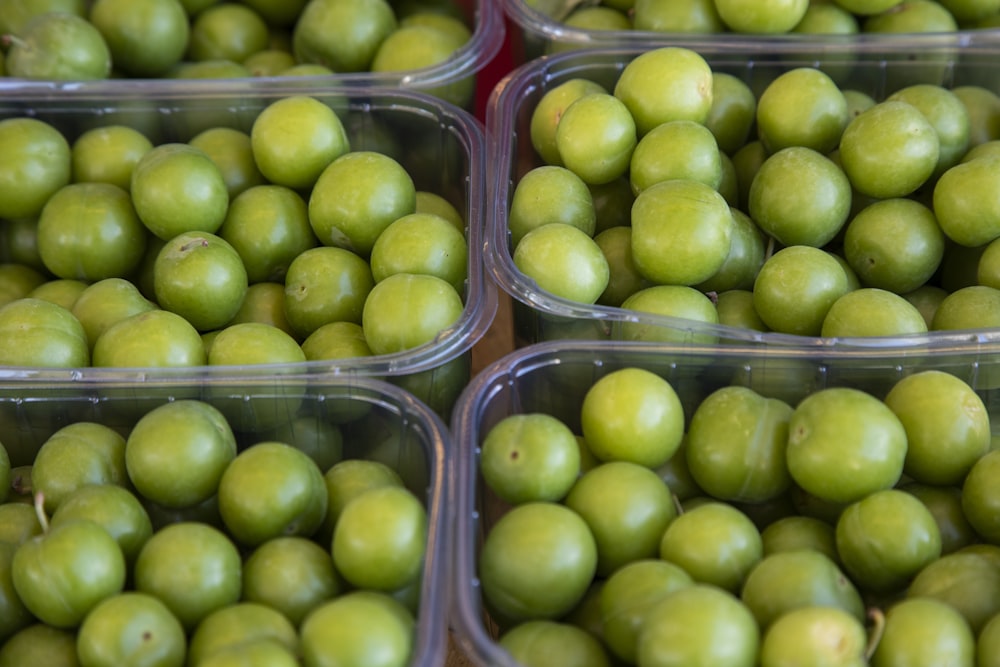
[
  {"left": 0, "top": 0, "right": 506, "bottom": 95},
  {"left": 0, "top": 84, "right": 498, "bottom": 383},
  {"left": 483, "top": 45, "right": 1000, "bottom": 350},
  {"left": 447, "top": 335, "right": 1000, "bottom": 667},
  {"left": 500, "top": 0, "right": 1000, "bottom": 53}
]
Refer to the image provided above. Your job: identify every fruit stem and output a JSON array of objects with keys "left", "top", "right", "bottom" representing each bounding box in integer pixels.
[
  {"left": 0, "top": 34, "right": 24, "bottom": 50},
  {"left": 33, "top": 492, "right": 50, "bottom": 534},
  {"left": 864, "top": 607, "right": 886, "bottom": 661},
  {"left": 671, "top": 493, "right": 685, "bottom": 516},
  {"left": 763, "top": 235, "right": 776, "bottom": 263}
]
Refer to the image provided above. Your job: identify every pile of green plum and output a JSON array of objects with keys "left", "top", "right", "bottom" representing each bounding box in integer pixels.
[
  {"left": 0, "top": 392, "right": 432, "bottom": 667},
  {"left": 0, "top": 92, "right": 471, "bottom": 371},
  {"left": 0, "top": 0, "right": 478, "bottom": 105},
  {"left": 509, "top": 44, "right": 1000, "bottom": 342},
  {"left": 531, "top": 0, "right": 1000, "bottom": 37},
  {"left": 476, "top": 364, "right": 1000, "bottom": 666}
]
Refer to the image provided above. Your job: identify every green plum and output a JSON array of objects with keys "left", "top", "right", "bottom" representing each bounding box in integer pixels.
[
  {"left": 479, "top": 502, "right": 597, "bottom": 623},
  {"left": 13, "top": 517, "right": 126, "bottom": 628},
  {"left": 480, "top": 413, "right": 581, "bottom": 505},
  {"left": 133, "top": 521, "right": 241, "bottom": 631},
  {"left": 76, "top": 592, "right": 186, "bottom": 667},
  {"left": 630, "top": 178, "right": 733, "bottom": 286},
  {"left": 564, "top": 461, "right": 676, "bottom": 576},
  {"left": 658, "top": 501, "right": 763, "bottom": 593},
  {"left": 786, "top": 387, "right": 907, "bottom": 503},
  {"left": 217, "top": 441, "right": 326, "bottom": 546}
]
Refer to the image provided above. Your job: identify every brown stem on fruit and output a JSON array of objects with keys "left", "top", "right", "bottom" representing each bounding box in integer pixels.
[
  {"left": 864, "top": 607, "right": 886, "bottom": 661},
  {"left": 1, "top": 34, "right": 24, "bottom": 50},
  {"left": 763, "top": 235, "right": 776, "bottom": 263},
  {"left": 671, "top": 493, "right": 685, "bottom": 517},
  {"left": 179, "top": 238, "right": 210, "bottom": 253},
  {"left": 33, "top": 492, "right": 50, "bottom": 534}
]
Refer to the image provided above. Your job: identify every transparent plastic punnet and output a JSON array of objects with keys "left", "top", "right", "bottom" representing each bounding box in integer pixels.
[
  {"left": 485, "top": 44, "right": 1000, "bottom": 351},
  {"left": 0, "top": 373, "right": 451, "bottom": 666},
  {"left": 501, "top": 0, "right": 1000, "bottom": 64},
  {"left": 0, "top": 0, "right": 505, "bottom": 111},
  {"left": 451, "top": 337, "right": 1000, "bottom": 666},
  {"left": 0, "top": 84, "right": 496, "bottom": 419}
]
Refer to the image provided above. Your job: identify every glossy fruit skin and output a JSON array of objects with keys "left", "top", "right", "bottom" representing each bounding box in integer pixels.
[
  {"left": 332, "top": 485, "right": 426, "bottom": 592},
  {"left": 370, "top": 212, "right": 467, "bottom": 293},
  {"left": 186, "top": 601, "right": 298, "bottom": 666},
  {"left": 564, "top": 461, "right": 676, "bottom": 576},
  {"left": 284, "top": 245, "right": 375, "bottom": 338},
  {"left": 884, "top": 370, "right": 990, "bottom": 486},
  {"left": 292, "top": 0, "right": 396, "bottom": 72},
  {"left": 5, "top": 12, "right": 111, "bottom": 80},
  {"left": 299, "top": 591, "right": 413, "bottom": 667},
  {"left": 133, "top": 521, "right": 242, "bottom": 631},
  {"left": 0, "top": 297, "right": 89, "bottom": 368},
  {"left": 870, "top": 597, "right": 975, "bottom": 667},
  {"left": 658, "top": 501, "right": 762, "bottom": 593},
  {"left": 360, "top": 273, "right": 464, "bottom": 355},
  {"left": 218, "top": 441, "right": 327, "bottom": 547},
  {"left": 499, "top": 620, "right": 611, "bottom": 667},
  {"left": 530, "top": 79, "right": 609, "bottom": 166},
  {"left": 320, "top": 459, "right": 403, "bottom": 541},
  {"left": 0, "top": 541, "right": 32, "bottom": 643},
  {"left": 907, "top": 550, "right": 1000, "bottom": 633},
  {"left": 76, "top": 591, "right": 186, "bottom": 667},
  {"left": 480, "top": 413, "right": 581, "bottom": 505},
  {"left": 555, "top": 92, "right": 637, "bottom": 185},
  {"left": 961, "top": 448, "right": 1000, "bottom": 543},
  {"left": 685, "top": 385, "right": 793, "bottom": 503},
  {"left": 242, "top": 536, "right": 341, "bottom": 627},
  {"left": 755, "top": 67, "right": 849, "bottom": 153},
  {"left": 92, "top": 309, "right": 206, "bottom": 368},
  {"left": 513, "top": 223, "right": 610, "bottom": 305},
  {"left": 130, "top": 143, "right": 229, "bottom": 241},
  {"left": 748, "top": 146, "right": 852, "bottom": 248},
  {"left": 125, "top": 400, "right": 237, "bottom": 510},
  {"left": 0, "top": 117, "right": 71, "bottom": 220},
  {"left": 613, "top": 47, "right": 714, "bottom": 135},
  {"left": 250, "top": 96, "right": 350, "bottom": 191},
  {"left": 835, "top": 489, "right": 942, "bottom": 593},
  {"left": 636, "top": 584, "right": 759, "bottom": 667},
  {"left": 759, "top": 605, "right": 867, "bottom": 667},
  {"left": 599, "top": 559, "right": 693, "bottom": 663},
  {"left": 88, "top": 0, "right": 191, "bottom": 77},
  {"left": 839, "top": 100, "right": 940, "bottom": 199},
  {"left": 933, "top": 156, "right": 1000, "bottom": 247},
  {"left": 843, "top": 198, "right": 945, "bottom": 294},
  {"left": 786, "top": 387, "right": 907, "bottom": 503},
  {"left": 308, "top": 150, "right": 415, "bottom": 257},
  {"left": 12, "top": 518, "right": 126, "bottom": 628},
  {"left": 0, "top": 623, "right": 79, "bottom": 667},
  {"left": 630, "top": 178, "right": 734, "bottom": 286},
  {"left": 50, "top": 483, "right": 152, "bottom": 567},
  {"left": 741, "top": 548, "right": 864, "bottom": 631},
  {"left": 217, "top": 184, "right": 316, "bottom": 284},
  {"left": 820, "top": 287, "right": 929, "bottom": 337},
  {"left": 752, "top": 246, "right": 851, "bottom": 336},
  {"left": 478, "top": 502, "right": 597, "bottom": 624},
  {"left": 30, "top": 421, "right": 127, "bottom": 515}
]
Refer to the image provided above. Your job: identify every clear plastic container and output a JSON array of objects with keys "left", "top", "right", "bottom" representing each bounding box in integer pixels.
[
  {"left": 485, "top": 44, "right": 1000, "bottom": 351},
  {"left": 0, "top": 373, "right": 451, "bottom": 666},
  {"left": 451, "top": 337, "right": 1000, "bottom": 666},
  {"left": 501, "top": 0, "right": 1000, "bottom": 64},
  {"left": 0, "top": 84, "right": 497, "bottom": 419},
  {"left": 0, "top": 0, "right": 505, "bottom": 111}
]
